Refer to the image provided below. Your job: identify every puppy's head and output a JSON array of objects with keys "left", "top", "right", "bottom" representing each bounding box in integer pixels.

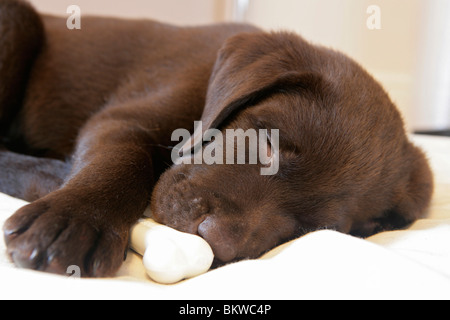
[{"left": 151, "top": 32, "right": 406, "bottom": 263}]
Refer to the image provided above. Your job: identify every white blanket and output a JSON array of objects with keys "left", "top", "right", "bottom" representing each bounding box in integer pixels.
[{"left": 1, "top": 134, "right": 450, "bottom": 300}]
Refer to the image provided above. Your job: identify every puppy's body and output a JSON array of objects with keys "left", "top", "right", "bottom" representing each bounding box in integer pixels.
[
  {"left": 5, "top": 14, "right": 255, "bottom": 158},
  {"left": 0, "top": 0, "right": 433, "bottom": 276}
]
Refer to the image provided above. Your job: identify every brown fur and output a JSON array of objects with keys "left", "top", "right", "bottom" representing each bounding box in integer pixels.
[{"left": 0, "top": 0, "right": 433, "bottom": 276}]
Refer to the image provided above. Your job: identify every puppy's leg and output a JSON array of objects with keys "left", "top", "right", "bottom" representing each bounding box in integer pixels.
[
  {"left": 0, "top": 148, "right": 70, "bottom": 201},
  {"left": 2, "top": 101, "right": 176, "bottom": 277},
  {"left": 0, "top": 0, "right": 44, "bottom": 134}
]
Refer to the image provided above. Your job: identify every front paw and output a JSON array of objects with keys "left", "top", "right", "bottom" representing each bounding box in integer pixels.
[{"left": 2, "top": 192, "right": 129, "bottom": 277}]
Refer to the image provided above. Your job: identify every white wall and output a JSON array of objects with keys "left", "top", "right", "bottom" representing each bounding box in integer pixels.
[{"left": 412, "top": 0, "right": 450, "bottom": 131}]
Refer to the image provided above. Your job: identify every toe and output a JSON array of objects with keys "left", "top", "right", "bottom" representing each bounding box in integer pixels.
[
  {"left": 85, "top": 230, "right": 128, "bottom": 277},
  {"left": 3, "top": 201, "right": 49, "bottom": 245},
  {"left": 45, "top": 221, "right": 98, "bottom": 276}
]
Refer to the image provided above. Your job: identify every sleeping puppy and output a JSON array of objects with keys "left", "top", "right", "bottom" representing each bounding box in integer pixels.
[{"left": 0, "top": 0, "right": 433, "bottom": 276}]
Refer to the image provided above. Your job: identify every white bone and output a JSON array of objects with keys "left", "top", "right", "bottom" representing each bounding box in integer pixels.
[{"left": 130, "top": 218, "right": 214, "bottom": 284}]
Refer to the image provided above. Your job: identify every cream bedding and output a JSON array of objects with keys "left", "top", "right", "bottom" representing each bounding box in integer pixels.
[{"left": 1, "top": 134, "right": 449, "bottom": 300}]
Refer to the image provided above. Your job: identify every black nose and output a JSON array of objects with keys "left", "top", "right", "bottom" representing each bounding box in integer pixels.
[{"left": 198, "top": 216, "right": 237, "bottom": 262}]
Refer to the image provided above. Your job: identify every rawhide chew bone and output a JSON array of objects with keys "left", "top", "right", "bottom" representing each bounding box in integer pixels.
[{"left": 130, "top": 218, "right": 214, "bottom": 284}]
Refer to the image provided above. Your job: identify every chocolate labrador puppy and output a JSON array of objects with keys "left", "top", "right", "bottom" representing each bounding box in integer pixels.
[{"left": 0, "top": 0, "right": 433, "bottom": 277}]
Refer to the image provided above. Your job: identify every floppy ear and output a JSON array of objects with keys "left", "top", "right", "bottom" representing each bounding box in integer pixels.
[{"left": 183, "top": 32, "right": 323, "bottom": 154}]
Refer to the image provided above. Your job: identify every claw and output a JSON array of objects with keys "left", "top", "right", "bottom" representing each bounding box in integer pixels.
[{"left": 9, "top": 246, "right": 43, "bottom": 270}]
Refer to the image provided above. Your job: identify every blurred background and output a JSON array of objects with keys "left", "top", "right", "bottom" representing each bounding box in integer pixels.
[{"left": 27, "top": 0, "right": 450, "bottom": 134}]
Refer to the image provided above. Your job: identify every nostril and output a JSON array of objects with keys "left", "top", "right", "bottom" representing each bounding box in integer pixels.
[{"left": 198, "top": 217, "right": 237, "bottom": 263}]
